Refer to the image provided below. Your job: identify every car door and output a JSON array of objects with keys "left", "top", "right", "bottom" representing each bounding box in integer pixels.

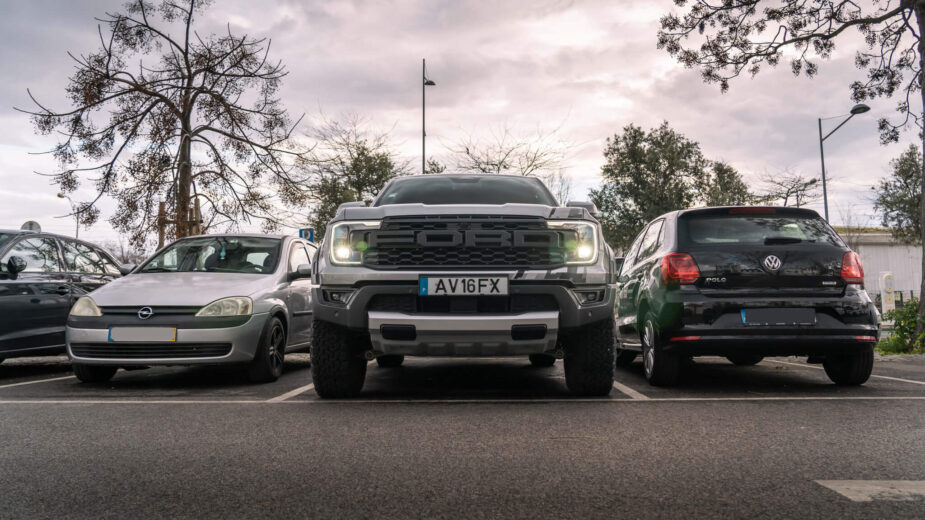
[
  {"left": 0, "top": 236, "right": 70, "bottom": 355},
  {"left": 616, "top": 226, "right": 648, "bottom": 344},
  {"left": 622, "top": 220, "right": 665, "bottom": 343},
  {"left": 285, "top": 241, "right": 313, "bottom": 349}
]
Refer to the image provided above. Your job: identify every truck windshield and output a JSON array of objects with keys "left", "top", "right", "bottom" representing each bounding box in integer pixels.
[
  {"left": 140, "top": 237, "right": 281, "bottom": 274},
  {"left": 375, "top": 176, "right": 558, "bottom": 206}
]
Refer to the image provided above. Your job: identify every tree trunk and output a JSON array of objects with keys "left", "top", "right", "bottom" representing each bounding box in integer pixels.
[
  {"left": 916, "top": 2, "right": 925, "bottom": 346},
  {"left": 176, "top": 122, "right": 192, "bottom": 238}
]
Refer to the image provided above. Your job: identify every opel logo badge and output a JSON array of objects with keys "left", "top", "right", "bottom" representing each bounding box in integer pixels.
[
  {"left": 138, "top": 307, "right": 154, "bottom": 320},
  {"left": 762, "top": 255, "right": 782, "bottom": 273}
]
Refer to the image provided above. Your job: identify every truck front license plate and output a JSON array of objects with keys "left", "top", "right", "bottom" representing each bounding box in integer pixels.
[{"left": 419, "top": 276, "right": 509, "bottom": 296}]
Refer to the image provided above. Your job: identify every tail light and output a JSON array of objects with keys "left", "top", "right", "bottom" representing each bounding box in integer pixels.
[
  {"left": 662, "top": 253, "right": 700, "bottom": 285},
  {"left": 840, "top": 252, "right": 864, "bottom": 284}
]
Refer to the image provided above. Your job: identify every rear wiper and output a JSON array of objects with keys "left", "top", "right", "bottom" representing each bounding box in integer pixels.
[{"left": 764, "top": 236, "right": 802, "bottom": 245}]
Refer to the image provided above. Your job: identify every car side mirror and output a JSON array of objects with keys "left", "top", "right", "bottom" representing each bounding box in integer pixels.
[
  {"left": 118, "top": 264, "right": 136, "bottom": 276},
  {"left": 613, "top": 257, "right": 624, "bottom": 274},
  {"left": 566, "top": 201, "right": 600, "bottom": 218},
  {"left": 290, "top": 263, "right": 312, "bottom": 280},
  {"left": 7, "top": 255, "right": 26, "bottom": 276}
]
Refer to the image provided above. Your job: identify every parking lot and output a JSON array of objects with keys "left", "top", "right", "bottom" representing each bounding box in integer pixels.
[{"left": 1, "top": 354, "right": 924, "bottom": 519}]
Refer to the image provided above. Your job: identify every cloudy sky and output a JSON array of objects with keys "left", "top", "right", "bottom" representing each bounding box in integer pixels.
[{"left": 0, "top": 0, "right": 916, "bottom": 246}]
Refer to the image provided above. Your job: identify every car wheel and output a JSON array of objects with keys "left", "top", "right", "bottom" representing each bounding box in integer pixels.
[
  {"left": 823, "top": 346, "right": 874, "bottom": 385},
  {"left": 376, "top": 354, "right": 404, "bottom": 368},
  {"left": 72, "top": 364, "right": 117, "bottom": 384},
  {"left": 641, "top": 314, "right": 681, "bottom": 386},
  {"left": 311, "top": 320, "right": 368, "bottom": 398},
  {"left": 528, "top": 354, "right": 556, "bottom": 367},
  {"left": 248, "top": 316, "right": 286, "bottom": 383},
  {"left": 563, "top": 319, "right": 614, "bottom": 396},
  {"left": 726, "top": 354, "right": 764, "bottom": 366},
  {"left": 615, "top": 348, "right": 637, "bottom": 368}
]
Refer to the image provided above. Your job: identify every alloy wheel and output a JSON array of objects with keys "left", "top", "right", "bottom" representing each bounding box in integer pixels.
[
  {"left": 268, "top": 325, "right": 285, "bottom": 372},
  {"left": 643, "top": 320, "right": 655, "bottom": 378}
]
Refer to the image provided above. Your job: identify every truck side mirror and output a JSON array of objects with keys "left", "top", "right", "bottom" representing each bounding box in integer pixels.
[{"left": 566, "top": 201, "right": 600, "bottom": 218}]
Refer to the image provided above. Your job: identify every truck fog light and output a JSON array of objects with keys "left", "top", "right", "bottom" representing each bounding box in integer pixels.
[
  {"left": 323, "top": 289, "right": 355, "bottom": 304},
  {"left": 573, "top": 289, "right": 605, "bottom": 305}
]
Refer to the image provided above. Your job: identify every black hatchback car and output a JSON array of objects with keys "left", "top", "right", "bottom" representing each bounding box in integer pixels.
[
  {"left": 614, "top": 207, "right": 880, "bottom": 386},
  {"left": 0, "top": 229, "right": 126, "bottom": 362}
]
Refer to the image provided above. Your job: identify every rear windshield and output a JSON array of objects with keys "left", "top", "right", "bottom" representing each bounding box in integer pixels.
[
  {"left": 375, "top": 176, "right": 557, "bottom": 206},
  {"left": 140, "top": 237, "right": 281, "bottom": 274},
  {"left": 678, "top": 213, "right": 843, "bottom": 247}
]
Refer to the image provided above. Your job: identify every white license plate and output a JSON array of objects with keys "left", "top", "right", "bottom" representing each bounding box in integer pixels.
[
  {"left": 419, "top": 276, "right": 508, "bottom": 296},
  {"left": 108, "top": 327, "right": 177, "bottom": 342}
]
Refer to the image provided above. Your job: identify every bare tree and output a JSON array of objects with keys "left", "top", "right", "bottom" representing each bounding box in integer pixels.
[
  {"left": 100, "top": 239, "right": 149, "bottom": 265},
  {"left": 543, "top": 169, "right": 573, "bottom": 204},
  {"left": 19, "top": 0, "right": 307, "bottom": 247},
  {"left": 450, "top": 125, "right": 568, "bottom": 177},
  {"left": 756, "top": 170, "right": 822, "bottom": 208}
]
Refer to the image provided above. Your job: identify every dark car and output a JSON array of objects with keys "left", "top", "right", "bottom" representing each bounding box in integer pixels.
[
  {"left": 614, "top": 207, "right": 880, "bottom": 386},
  {"left": 0, "top": 229, "right": 127, "bottom": 362}
]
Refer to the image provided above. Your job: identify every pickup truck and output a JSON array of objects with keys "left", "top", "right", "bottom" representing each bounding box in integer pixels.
[{"left": 310, "top": 174, "right": 618, "bottom": 397}]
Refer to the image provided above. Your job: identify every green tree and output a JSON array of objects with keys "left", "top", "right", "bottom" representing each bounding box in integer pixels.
[
  {"left": 590, "top": 122, "right": 749, "bottom": 251},
  {"left": 657, "top": 0, "right": 925, "bottom": 349},
  {"left": 874, "top": 144, "right": 923, "bottom": 244}
]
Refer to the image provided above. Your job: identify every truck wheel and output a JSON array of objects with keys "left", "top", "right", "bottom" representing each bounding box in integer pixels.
[
  {"left": 615, "top": 348, "right": 637, "bottom": 368},
  {"left": 823, "top": 346, "right": 874, "bottom": 385},
  {"left": 247, "top": 316, "right": 286, "bottom": 383},
  {"left": 726, "top": 354, "right": 763, "bottom": 366},
  {"left": 529, "top": 354, "right": 556, "bottom": 367},
  {"left": 376, "top": 355, "right": 404, "bottom": 368},
  {"left": 311, "top": 320, "right": 367, "bottom": 398},
  {"left": 563, "top": 320, "right": 614, "bottom": 396},
  {"left": 641, "top": 313, "right": 681, "bottom": 386},
  {"left": 72, "top": 364, "right": 117, "bottom": 384}
]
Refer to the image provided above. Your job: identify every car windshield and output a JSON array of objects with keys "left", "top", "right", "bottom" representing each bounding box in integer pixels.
[
  {"left": 140, "top": 237, "right": 281, "bottom": 274},
  {"left": 0, "top": 233, "right": 17, "bottom": 249},
  {"left": 678, "top": 212, "right": 843, "bottom": 247},
  {"left": 375, "top": 176, "right": 558, "bottom": 206}
]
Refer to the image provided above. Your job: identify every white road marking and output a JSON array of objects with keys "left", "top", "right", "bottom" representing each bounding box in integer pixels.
[
  {"left": 0, "top": 375, "right": 76, "bottom": 390},
  {"left": 612, "top": 380, "right": 649, "bottom": 400},
  {"left": 267, "top": 383, "right": 314, "bottom": 403},
  {"left": 815, "top": 480, "right": 925, "bottom": 502},
  {"left": 768, "top": 359, "right": 925, "bottom": 386}
]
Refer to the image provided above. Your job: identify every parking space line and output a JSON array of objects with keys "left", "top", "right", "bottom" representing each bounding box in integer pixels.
[
  {"left": 815, "top": 480, "right": 925, "bottom": 502},
  {"left": 612, "top": 380, "right": 649, "bottom": 400},
  {"left": 267, "top": 383, "right": 314, "bottom": 403},
  {"left": 768, "top": 359, "right": 925, "bottom": 386},
  {"left": 0, "top": 375, "right": 75, "bottom": 390}
]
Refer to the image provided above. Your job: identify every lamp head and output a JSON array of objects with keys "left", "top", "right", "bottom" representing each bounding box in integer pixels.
[{"left": 850, "top": 103, "right": 870, "bottom": 115}]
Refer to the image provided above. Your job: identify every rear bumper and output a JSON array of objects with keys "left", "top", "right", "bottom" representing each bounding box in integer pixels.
[{"left": 662, "top": 334, "right": 877, "bottom": 356}]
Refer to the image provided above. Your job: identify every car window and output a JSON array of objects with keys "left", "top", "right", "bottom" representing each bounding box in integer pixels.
[
  {"left": 1, "top": 237, "right": 62, "bottom": 274},
  {"left": 620, "top": 225, "right": 648, "bottom": 276},
  {"left": 637, "top": 219, "right": 664, "bottom": 260},
  {"left": 289, "top": 243, "right": 311, "bottom": 271},
  {"left": 677, "top": 213, "right": 842, "bottom": 247},
  {"left": 62, "top": 240, "right": 119, "bottom": 274}
]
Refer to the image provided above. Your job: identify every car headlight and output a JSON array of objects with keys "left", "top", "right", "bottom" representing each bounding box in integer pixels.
[
  {"left": 328, "top": 221, "right": 381, "bottom": 265},
  {"left": 548, "top": 221, "right": 599, "bottom": 265},
  {"left": 70, "top": 296, "right": 102, "bottom": 317},
  {"left": 195, "top": 297, "right": 253, "bottom": 317}
]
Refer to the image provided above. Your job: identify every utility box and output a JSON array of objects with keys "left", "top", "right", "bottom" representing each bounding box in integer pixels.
[{"left": 880, "top": 271, "right": 895, "bottom": 315}]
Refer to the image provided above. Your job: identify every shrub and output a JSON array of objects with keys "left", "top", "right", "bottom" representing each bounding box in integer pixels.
[{"left": 878, "top": 298, "right": 924, "bottom": 355}]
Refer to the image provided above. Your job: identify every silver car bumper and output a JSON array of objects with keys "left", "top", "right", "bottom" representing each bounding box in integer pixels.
[
  {"left": 66, "top": 313, "right": 267, "bottom": 365},
  {"left": 368, "top": 311, "right": 559, "bottom": 356}
]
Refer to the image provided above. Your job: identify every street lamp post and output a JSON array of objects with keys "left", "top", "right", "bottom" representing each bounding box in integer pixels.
[
  {"left": 817, "top": 103, "right": 870, "bottom": 222},
  {"left": 57, "top": 192, "right": 79, "bottom": 238},
  {"left": 422, "top": 59, "right": 436, "bottom": 174}
]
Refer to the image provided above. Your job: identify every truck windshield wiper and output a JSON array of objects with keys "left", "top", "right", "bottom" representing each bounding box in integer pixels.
[
  {"left": 764, "top": 236, "right": 802, "bottom": 245},
  {"left": 140, "top": 267, "right": 174, "bottom": 273}
]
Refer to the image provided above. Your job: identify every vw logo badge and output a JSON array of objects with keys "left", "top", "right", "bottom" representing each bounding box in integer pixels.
[
  {"left": 137, "top": 307, "right": 154, "bottom": 320},
  {"left": 762, "top": 255, "right": 782, "bottom": 273}
]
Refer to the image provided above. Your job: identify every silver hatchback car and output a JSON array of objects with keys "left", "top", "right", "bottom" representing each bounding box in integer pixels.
[{"left": 65, "top": 234, "right": 317, "bottom": 383}]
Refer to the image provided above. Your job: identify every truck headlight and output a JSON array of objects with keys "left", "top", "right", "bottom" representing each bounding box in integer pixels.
[
  {"left": 548, "top": 221, "right": 599, "bottom": 265},
  {"left": 70, "top": 296, "right": 102, "bottom": 317},
  {"left": 328, "top": 221, "right": 381, "bottom": 265},
  {"left": 195, "top": 297, "right": 253, "bottom": 317}
]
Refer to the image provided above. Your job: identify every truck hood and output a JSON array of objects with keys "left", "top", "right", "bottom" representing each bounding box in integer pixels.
[
  {"left": 338, "top": 203, "right": 591, "bottom": 221},
  {"left": 87, "top": 272, "right": 271, "bottom": 307}
]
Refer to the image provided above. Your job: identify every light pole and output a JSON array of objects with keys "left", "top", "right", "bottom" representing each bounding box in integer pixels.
[
  {"left": 422, "top": 58, "right": 436, "bottom": 174},
  {"left": 817, "top": 103, "right": 870, "bottom": 222},
  {"left": 57, "top": 192, "right": 79, "bottom": 238}
]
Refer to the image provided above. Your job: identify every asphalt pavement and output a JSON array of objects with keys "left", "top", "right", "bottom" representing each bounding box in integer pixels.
[{"left": 1, "top": 353, "right": 924, "bottom": 519}]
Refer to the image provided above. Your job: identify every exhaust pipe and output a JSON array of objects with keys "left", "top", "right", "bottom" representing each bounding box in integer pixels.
[
  {"left": 554, "top": 348, "right": 565, "bottom": 359},
  {"left": 363, "top": 350, "right": 376, "bottom": 361}
]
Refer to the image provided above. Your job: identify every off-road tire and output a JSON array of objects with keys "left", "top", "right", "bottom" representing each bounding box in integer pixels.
[
  {"left": 615, "top": 348, "right": 637, "bottom": 368},
  {"left": 726, "top": 354, "right": 764, "bottom": 366},
  {"left": 72, "top": 364, "right": 117, "bottom": 384},
  {"left": 563, "top": 319, "right": 614, "bottom": 396},
  {"left": 376, "top": 354, "right": 404, "bottom": 368},
  {"left": 247, "top": 316, "right": 286, "bottom": 383},
  {"left": 641, "top": 313, "right": 681, "bottom": 386},
  {"left": 823, "top": 346, "right": 874, "bottom": 386},
  {"left": 529, "top": 354, "right": 556, "bottom": 367},
  {"left": 311, "top": 320, "right": 368, "bottom": 398}
]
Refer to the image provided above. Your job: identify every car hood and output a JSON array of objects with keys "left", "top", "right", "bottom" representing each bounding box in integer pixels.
[{"left": 87, "top": 272, "right": 272, "bottom": 307}]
